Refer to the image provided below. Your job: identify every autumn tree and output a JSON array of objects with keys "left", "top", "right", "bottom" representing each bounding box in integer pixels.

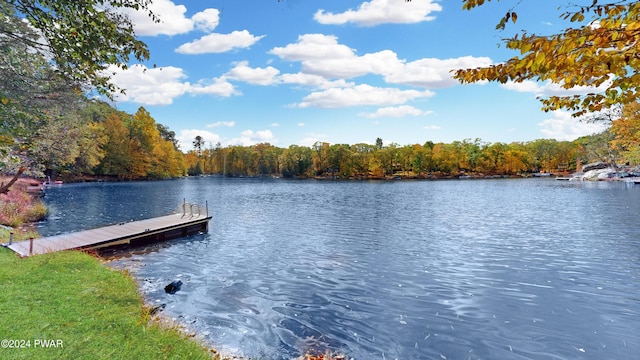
[
  {"left": 455, "top": 0, "right": 640, "bottom": 117},
  {"left": 99, "top": 112, "right": 133, "bottom": 178},
  {"left": 97, "top": 107, "right": 183, "bottom": 179},
  {"left": 611, "top": 101, "right": 640, "bottom": 164},
  {"left": 1, "top": 0, "right": 155, "bottom": 188}
]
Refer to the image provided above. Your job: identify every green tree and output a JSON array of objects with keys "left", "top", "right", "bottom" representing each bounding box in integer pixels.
[
  {"left": 157, "top": 123, "right": 179, "bottom": 150},
  {"left": 3, "top": 0, "right": 153, "bottom": 96},
  {"left": 411, "top": 144, "right": 433, "bottom": 177},
  {"left": 280, "top": 145, "right": 313, "bottom": 178},
  {"left": 193, "top": 136, "right": 205, "bottom": 158}
]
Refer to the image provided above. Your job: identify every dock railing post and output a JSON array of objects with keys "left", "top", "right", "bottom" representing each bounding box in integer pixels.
[{"left": 206, "top": 200, "right": 209, "bottom": 217}]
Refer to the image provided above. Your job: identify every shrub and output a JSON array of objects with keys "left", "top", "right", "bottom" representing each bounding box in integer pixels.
[{"left": 0, "top": 188, "right": 48, "bottom": 227}]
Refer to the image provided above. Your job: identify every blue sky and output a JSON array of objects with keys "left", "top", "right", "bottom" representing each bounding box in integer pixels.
[{"left": 108, "top": 0, "right": 606, "bottom": 151}]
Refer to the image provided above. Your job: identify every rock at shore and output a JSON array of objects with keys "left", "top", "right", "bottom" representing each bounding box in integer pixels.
[{"left": 581, "top": 162, "right": 610, "bottom": 172}]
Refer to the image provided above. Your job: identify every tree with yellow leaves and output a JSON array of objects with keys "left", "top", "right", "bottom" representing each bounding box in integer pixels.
[
  {"left": 611, "top": 101, "right": 640, "bottom": 164},
  {"left": 454, "top": 0, "right": 640, "bottom": 117}
]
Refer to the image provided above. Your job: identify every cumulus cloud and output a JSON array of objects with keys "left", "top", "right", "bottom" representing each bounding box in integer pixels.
[
  {"left": 106, "top": 64, "right": 238, "bottom": 105},
  {"left": 124, "top": 0, "right": 217, "bottom": 36},
  {"left": 279, "top": 73, "right": 354, "bottom": 89},
  {"left": 192, "top": 8, "right": 221, "bottom": 32},
  {"left": 123, "top": 0, "right": 263, "bottom": 53},
  {"left": 175, "top": 30, "right": 265, "bottom": 54},
  {"left": 360, "top": 105, "right": 434, "bottom": 118},
  {"left": 188, "top": 77, "right": 239, "bottom": 96},
  {"left": 270, "top": 34, "right": 355, "bottom": 62},
  {"left": 228, "top": 129, "right": 276, "bottom": 146},
  {"left": 298, "top": 133, "right": 328, "bottom": 147},
  {"left": 270, "top": 34, "right": 399, "bottom": 79},
  {"left": 207, "top": 121, "right": 236, "bottom": 128},
  {"left": 314, "top": 0, "right": 442, "bottom": 27},
  {"left": 107, "top": 64, "right": 191, "bottom": 105},
  {"left": 385, "top": 56, "right": 493, "bottom": 88},
  {"left": 538, "top": 110, "right": 608, "bottom": 141},
  {"left": 296, "top": 84, "right": 435, "bottom": 108},
  {"left": 177, "top": 129, "right": 222, "bottom": 151},
  {"left": 270, "top": 34, "right": 491, "bottom": 87},
  {"left": 225, "top": 61, "right": 280, "bottom": 85},
  {"left": 501, "top": 79, "right": 611, "bottom": 97}
]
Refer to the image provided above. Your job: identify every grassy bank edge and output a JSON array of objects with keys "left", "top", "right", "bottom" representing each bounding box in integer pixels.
[{"left": 0, "top": 246, "right": 226, "bottom": 360}]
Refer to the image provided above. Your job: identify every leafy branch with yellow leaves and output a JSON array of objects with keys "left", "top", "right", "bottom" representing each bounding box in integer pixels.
[{"left": 455, "top": 0, "right": 640, "bottom": 117}]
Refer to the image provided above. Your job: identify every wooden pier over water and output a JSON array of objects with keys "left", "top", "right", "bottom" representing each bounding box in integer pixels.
[{"left": 4, "top": 204, "right": 212, "bottom": 257}]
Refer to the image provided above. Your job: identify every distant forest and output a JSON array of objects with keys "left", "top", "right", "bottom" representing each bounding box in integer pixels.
[
  {"left": 2, "top": 98, "right": 632, "bottom": 181},
  {"left": 185, "top": 133, "right": 616, "bottom": 179}
]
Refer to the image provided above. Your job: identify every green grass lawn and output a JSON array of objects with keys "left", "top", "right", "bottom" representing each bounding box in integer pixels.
[{"left": 0, "top": 247, "right": 215, "bottom": 360}]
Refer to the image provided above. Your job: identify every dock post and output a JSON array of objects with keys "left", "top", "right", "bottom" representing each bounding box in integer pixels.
[
  {"left": 206, "top": 201, "right": 209, "bottom": 217},
  {"left": 9, "top": 232, "right": 13, "bottom": 245},
  {"left": 29, "top": 237, "right": 34, "bottom": 255}
]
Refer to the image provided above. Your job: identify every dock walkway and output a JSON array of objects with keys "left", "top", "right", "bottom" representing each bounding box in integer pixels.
[{"left": 5, "top": 213, "right": 211, "bottom": 257}]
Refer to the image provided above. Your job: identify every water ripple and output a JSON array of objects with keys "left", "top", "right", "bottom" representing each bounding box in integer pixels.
[{"left": 41, "top": 178, "right": 640, "bottom": 359}]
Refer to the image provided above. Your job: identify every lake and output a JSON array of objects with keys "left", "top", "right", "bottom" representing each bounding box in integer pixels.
[{"left": 37, "top": 177, "right": 640, "bottom": 359}]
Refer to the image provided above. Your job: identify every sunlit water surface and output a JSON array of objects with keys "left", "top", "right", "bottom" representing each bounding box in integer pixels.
[{"left": 37, "top": 178, "right": 640, "bottom": 359}]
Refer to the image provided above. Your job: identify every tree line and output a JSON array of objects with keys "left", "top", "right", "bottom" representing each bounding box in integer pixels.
[{"left": 184, "top": 131, "right": 635, "bottom": 179}]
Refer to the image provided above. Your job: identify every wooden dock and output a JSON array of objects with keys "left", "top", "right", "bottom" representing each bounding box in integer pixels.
[{"left": 4, "top": 213, "right": 212, "bottom": 257}]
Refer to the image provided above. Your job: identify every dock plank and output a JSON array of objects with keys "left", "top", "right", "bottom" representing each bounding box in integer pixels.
[{"left": 4, "top": 213, "right": 211, "bottom": 257}]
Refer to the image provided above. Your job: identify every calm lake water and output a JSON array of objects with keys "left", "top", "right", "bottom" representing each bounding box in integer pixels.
[{"left": 37, "top": 178, "right": 640, "bottom": 359}]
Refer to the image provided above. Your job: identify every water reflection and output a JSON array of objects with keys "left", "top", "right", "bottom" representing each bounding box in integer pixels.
[{"left": 39, "top": 178, "right": 640, "bottom": 359}]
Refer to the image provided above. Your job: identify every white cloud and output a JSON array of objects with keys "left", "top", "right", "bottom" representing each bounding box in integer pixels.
[
  {"left": 106, "top": 64, "right": 238, "bottom": 105},
  {"left": 423, "top": 125, "right": 442, "bottom": 130},
  {"left": 192, "top": 8, "right": 221, "bottom": 32},
  {"left": 279, "top": 72, "right": 353, "bottom": 89},
  {"left": 270, "top": 34, "right": 491, "bottom": 88},
  {"left": 314, "top": 0, "right": 442, "bottom": 27},
  {"left": 298, "top": 133, "right": 328, "bottom": 147},
  {"left": 271, "top": 123, "right": 280, "bottom": 127},
  {"left": 124, "top": 0, "right": 217, "bottom": 36},
  {"left": 502, "top": 78, "right": 611, "bottom": 97},
  {"left": 188, "top": 77, "right": 239, "bottom": 97},
  {"left": 360, "top": 105, "right": 433, "bottom": 118},
  {"left": 385, "top": 56, "right": 493, "bottom": 88},
  {"left": 271, "top": 34, "right": 399, "bottom": 79},
  {"left": 177, "top": 129, "right": 222, "bottom": 151},
  {"left": 296, "top": 84, "right": 435, "bottom": 108},
  {"left": 206, "top": 121, "right": 235, "bottom": 128},
  {"left": 298, "top": 123, "right": 305, "bottom": 127},
  {"left": 270, "top": 34, "right": 354, "bottom": 62},
  {"left": 228, "top": 129, "right": 276, "bottom": 146},
  {"left": 175, "top": 30, "right": 265, "bottom": 54},
  {"left": 225, "top": 61, "right": 280, "bottom": 85},
  {"left": 107, "top": 64, "right": 191, "bottom": 105},
  {"left": 538, "top": 110, "right": 608, "bottom": 141}
]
